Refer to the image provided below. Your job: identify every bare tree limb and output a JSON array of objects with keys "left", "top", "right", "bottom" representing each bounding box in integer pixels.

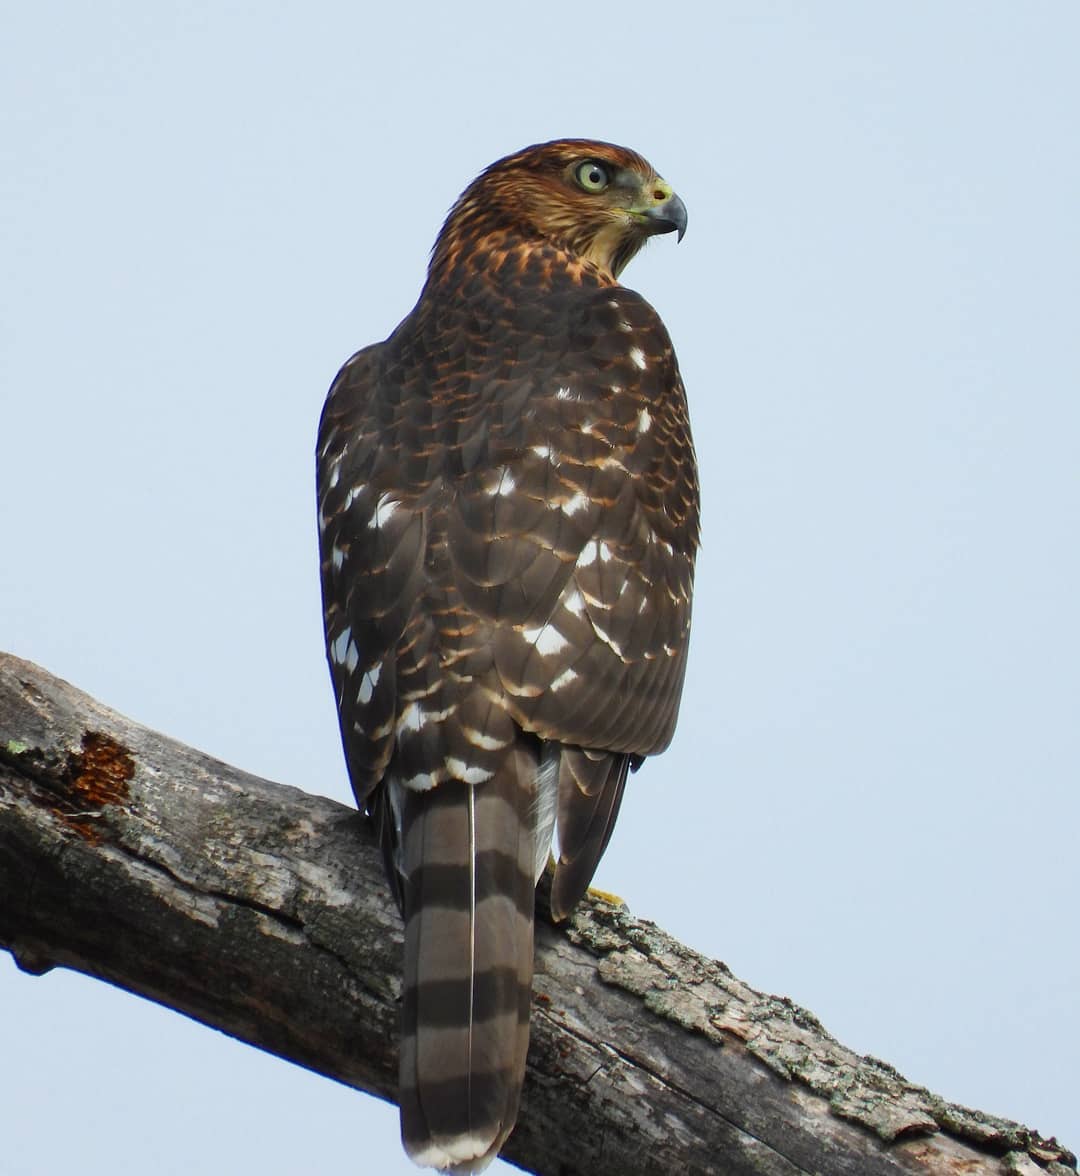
[{"left": 0, "top": 652, "right": 1073, "bottom": 1176}]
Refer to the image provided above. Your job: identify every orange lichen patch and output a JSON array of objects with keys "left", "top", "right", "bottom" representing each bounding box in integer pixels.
[{"left": 57, "top": 730, "right": 135, "bottom": 841}]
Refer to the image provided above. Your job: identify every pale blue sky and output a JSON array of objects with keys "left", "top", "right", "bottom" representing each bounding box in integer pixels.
[{"left": 2, "top": 4, "right": 1077, "bottom": 1173}]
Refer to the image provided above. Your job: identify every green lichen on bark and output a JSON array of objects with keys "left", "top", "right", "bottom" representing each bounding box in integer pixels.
[{"left": 564, "top": 890, "right": 1075, "bottom": 1168}]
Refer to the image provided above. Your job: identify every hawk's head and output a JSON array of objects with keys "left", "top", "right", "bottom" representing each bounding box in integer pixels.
[{"left": 433, "top": 139, "right": 687, "bottom": 282}]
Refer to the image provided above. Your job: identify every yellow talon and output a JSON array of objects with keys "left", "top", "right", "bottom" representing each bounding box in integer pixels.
[{"left": 586, "top": 885, "right": 626, "bottom": 908}]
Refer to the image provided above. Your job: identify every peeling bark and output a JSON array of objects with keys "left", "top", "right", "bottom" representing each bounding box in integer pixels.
[{"left": 0, "top": 652, "right": 1074, "bottom": 1176}]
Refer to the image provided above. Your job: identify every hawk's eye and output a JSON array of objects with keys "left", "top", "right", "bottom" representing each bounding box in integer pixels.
[{"left": 575, "top": 161, "right": 610, "bottom": 193}]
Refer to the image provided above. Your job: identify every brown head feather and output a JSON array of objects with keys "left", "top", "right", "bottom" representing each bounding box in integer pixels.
[{"left": 430, "top": 139, "right": 682, "bottom": 283}]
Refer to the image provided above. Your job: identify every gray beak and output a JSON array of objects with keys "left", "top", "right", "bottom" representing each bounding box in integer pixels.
[{"left": 644, "top": 193, "right": 688, "bottom": 242}]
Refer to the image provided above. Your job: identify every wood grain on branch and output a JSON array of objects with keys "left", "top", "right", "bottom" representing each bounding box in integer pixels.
[{"left": 0, "top": 652, "right": 1073, "bottom": 1176}]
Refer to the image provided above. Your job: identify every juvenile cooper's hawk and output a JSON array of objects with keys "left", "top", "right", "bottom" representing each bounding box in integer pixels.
[{"left": 318, "top": 139, "right": 698, "bottom": 1172}]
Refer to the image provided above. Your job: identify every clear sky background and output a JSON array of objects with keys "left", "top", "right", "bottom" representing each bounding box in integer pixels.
[{"left": 2, "top": 4, "right": 1077, "bottom": 1173}]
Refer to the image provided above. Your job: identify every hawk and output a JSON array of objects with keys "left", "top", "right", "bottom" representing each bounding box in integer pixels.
[{"left": 317, "top": 139, "right": 698, "bottom": 1172}]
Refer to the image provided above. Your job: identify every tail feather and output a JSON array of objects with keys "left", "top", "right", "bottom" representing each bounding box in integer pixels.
[
  {"left": 397, "top": 747, "right": 537, "bottom": 1173},
  {"left": 551, "top": 748, "right": 630, "bottom": 922}
]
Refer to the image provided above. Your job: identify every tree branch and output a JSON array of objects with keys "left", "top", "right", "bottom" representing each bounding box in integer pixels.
[{"left": 0, "top": 652, "right": 1073, "bottom": 1176}]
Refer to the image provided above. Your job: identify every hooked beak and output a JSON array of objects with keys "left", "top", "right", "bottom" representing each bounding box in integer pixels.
[{"left": 643, "top": 191, "right": 688, "bottom": 242}]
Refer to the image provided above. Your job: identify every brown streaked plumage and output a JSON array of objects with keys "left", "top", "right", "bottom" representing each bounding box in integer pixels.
[{"left": 317, "top": 139, "right": 698, "bottom": 1172}]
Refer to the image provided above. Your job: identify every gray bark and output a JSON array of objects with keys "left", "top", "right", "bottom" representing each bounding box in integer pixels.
[{"left": 0, "top": 652, "right": 1074, "bottom": 1176}]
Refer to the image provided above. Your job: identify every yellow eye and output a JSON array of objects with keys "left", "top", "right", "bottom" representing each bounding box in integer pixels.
[{"left": 575, "top": 160, "right": 610, "bottom": 192}]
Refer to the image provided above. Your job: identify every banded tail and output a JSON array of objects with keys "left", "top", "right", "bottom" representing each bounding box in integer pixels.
[{"left": 395, "top": 743, "right": 545, "bottom": 1173}]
